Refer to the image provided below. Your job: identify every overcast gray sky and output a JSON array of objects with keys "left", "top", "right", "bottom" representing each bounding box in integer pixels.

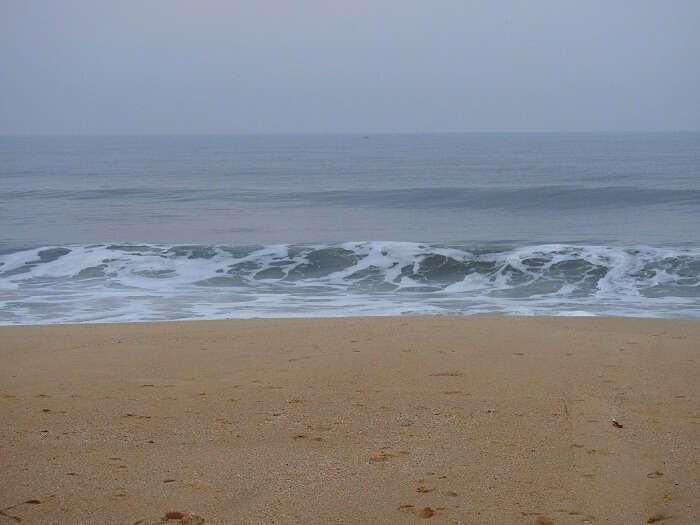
[{"left": 1, "top": 0, "right": 699, "bottom": 134}]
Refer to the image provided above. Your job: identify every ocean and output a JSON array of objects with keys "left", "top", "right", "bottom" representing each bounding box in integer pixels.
[{"left": 1, "top": 132, "right": 699, "bottom": 324}]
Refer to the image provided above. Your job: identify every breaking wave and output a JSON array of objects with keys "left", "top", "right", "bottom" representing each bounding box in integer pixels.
[{"left": 1, "top": 242, "right": 699, "bottom": 324}]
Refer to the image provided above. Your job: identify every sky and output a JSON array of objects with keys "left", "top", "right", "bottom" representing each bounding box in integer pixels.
[{"left": 1, "top": 0, "right": 699, "bottom": 134}]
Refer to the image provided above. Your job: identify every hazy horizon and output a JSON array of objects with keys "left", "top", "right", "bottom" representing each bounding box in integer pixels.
[
  {"left": 3, "top": 130, "right": 700, "bottom": 137},
  {"left": 2, "top": 1, "right": 700, "bottom": 134}
]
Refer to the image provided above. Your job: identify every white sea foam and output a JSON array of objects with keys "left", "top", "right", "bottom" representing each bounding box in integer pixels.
[{"left": 1, "top": 242, "right": 699, "bottom": 324}]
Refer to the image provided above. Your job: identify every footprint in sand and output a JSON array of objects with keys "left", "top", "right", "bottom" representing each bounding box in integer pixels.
[
  {"left": 369, "top": 451, "right": 409, "bottom": 463},
  {"left": 122, "top": 413, "right": 152, "bottom": 419},
  {"left": 647, "top": 514, "right": 672, "bottom": 523},
  {"left": 288, "top": 356, "right": 312, "bottom": 362},
  {"left": 0, "top": 500, "right": 42, "bottom": 523},
  {"left": 161, "top": 511, "right": 205, "bottom": 524},
  {"left": 370, "top": 453, "right": 393, "bottom": 463},
  {"left": 397, "top": 505, "right": 435, "bottom": 519}
]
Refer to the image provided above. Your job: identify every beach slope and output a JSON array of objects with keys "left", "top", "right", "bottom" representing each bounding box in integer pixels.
[{"left": 1, "top": 317, "right": 698, "bottom": 524}]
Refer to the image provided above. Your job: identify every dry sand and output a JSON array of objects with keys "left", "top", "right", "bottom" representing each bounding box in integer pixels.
[{"left": 0, "top": 316, "right": 699, "bottom": 524}]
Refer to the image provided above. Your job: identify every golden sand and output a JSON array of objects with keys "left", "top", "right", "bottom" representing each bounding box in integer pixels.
[{"left": 1, "top": 316, "right": 698, "bottom": 524}]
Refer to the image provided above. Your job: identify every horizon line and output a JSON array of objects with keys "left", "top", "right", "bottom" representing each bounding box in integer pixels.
[{"left": 1, "top": 129, "right": 699, "bottom": 137}]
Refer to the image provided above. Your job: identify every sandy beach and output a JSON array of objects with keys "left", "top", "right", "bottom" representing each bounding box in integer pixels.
[{"left": 0, "top": 316, "right": 698, "bottom": 524}]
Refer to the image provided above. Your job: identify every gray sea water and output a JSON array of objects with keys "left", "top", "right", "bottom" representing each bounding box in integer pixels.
[{"left": 1, "top": 133, "right": 699, "bottom": 324}]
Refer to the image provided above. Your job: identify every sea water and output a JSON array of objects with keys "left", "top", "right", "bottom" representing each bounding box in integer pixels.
[{"left": 1, "top": 133, "right": 699, "bottom": 324}]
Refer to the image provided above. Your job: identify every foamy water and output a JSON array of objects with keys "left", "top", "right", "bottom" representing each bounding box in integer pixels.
[
  {"left": 1, "top": 242, "right": 699, "bottom": 324},
  {"left": 2, "top": 133, "right": 699, "bottom": 323}
]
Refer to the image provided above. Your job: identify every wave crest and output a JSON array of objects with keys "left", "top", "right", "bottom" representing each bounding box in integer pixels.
[{"left": 1, "top": 242, "right": 699, "bottom": 324}]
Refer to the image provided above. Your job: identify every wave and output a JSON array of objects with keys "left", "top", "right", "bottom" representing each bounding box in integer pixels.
[
  {"left": 3, "top": 186, "right": 700, "bottom": 210},
  {"left": 277, "top": 187, "right": 700, "bottom": 210},
  {"left": 1, "top": 242, "right": 699, "bottom": 324}
]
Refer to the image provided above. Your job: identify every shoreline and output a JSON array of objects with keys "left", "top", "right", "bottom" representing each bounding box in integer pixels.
[
  {"left": 3, "top": 312, "right": 700, "bottom": 329},
  {"left": 1, "top": 316, "right": 699, "bottom": 523}
]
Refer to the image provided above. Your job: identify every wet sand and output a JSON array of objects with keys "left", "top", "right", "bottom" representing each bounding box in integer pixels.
[{"left": 1, "top": 316, "right": 699, "bottom": 524}]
